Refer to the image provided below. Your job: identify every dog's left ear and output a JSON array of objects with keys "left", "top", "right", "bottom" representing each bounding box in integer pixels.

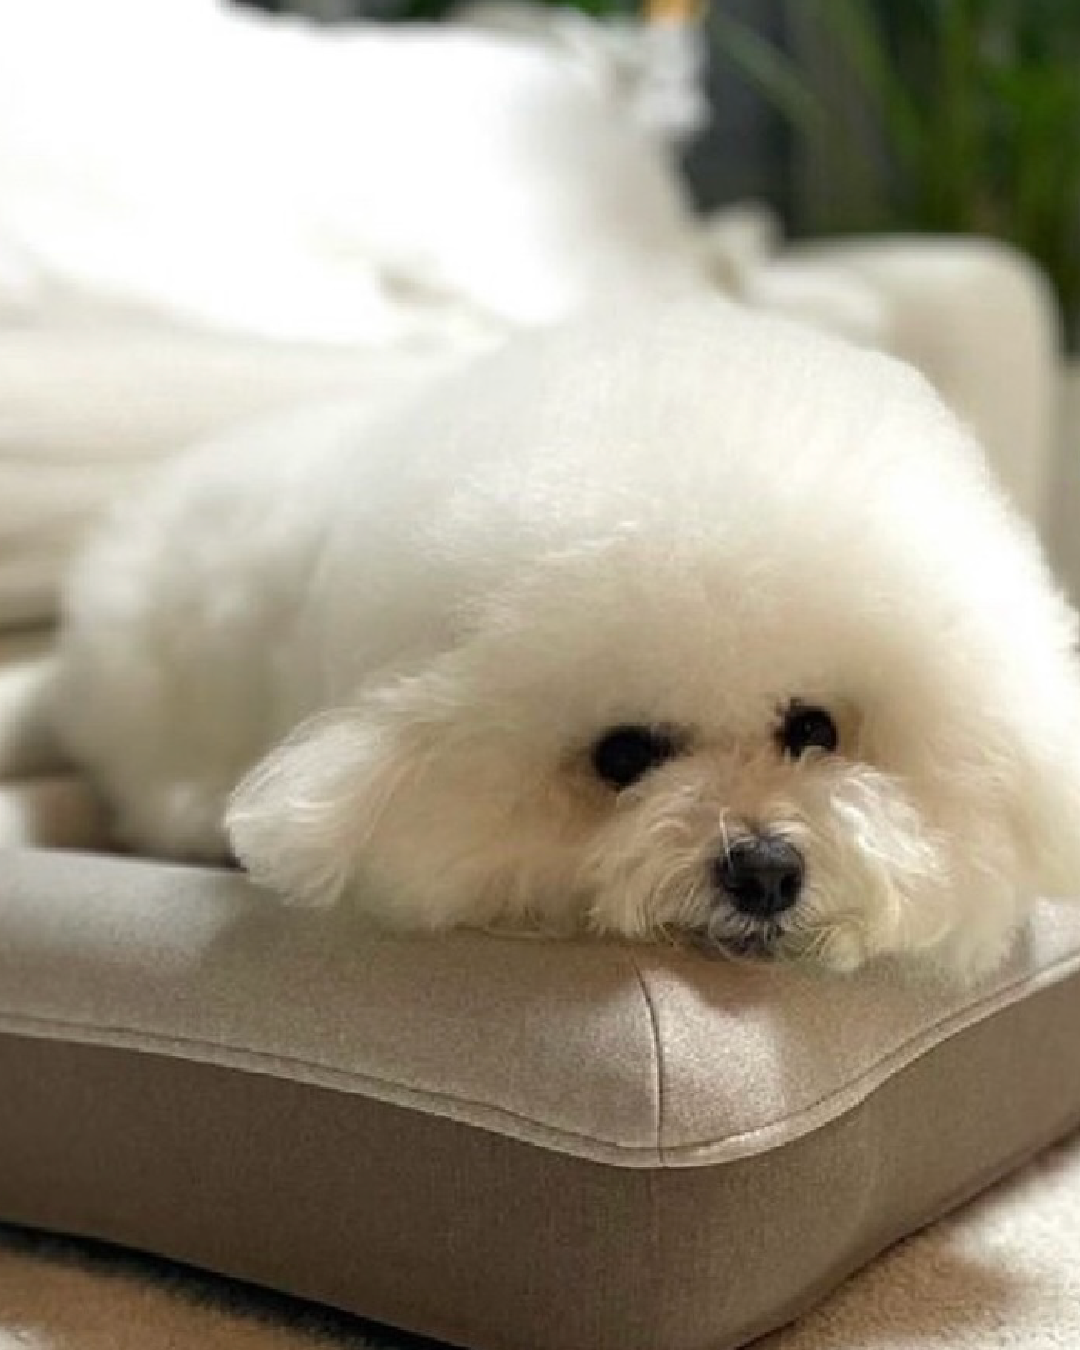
[{"left": 226, "top": 711, "right": 404, "bottom": 907}]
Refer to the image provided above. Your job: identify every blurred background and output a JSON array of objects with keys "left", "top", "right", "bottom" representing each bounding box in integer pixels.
[
  {"left": 0, "top": 0, "right": 1077, "bottom": 633},
  {"left": 241, "top": 0, "right": 1080, "bottom": 348}
]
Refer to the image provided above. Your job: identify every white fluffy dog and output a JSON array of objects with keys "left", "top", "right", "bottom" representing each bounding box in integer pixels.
[{"left": 48, "top": 298, "right": 1080, "bottom": 975}]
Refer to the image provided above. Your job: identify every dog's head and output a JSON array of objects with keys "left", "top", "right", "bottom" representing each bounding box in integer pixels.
[{"left": 227, "top": 308, "right": 1080, "bottom": 976}]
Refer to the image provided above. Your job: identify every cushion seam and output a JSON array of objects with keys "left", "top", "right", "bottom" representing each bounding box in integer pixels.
[
  {"left": 626, "top": 950, "right": 666, "bottom": 1164},
  {"left": 1, "top": 942, "right": 1078, "bottom": 1166},
  {"left": 0, "top": 1006, "right": 665, "bottom": 1161},
  {"left": 660, "top": 946, "right": 1080, "bottom": 1158}
]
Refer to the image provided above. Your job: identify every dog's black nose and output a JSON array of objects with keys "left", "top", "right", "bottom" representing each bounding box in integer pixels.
[{"left": 714, "top": 836, "right": 804, "bottom": 918}]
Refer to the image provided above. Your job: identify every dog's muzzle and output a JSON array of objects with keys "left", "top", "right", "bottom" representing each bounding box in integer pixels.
[{"left": 713, "top": 834, "right": 804, "bottom": 919}]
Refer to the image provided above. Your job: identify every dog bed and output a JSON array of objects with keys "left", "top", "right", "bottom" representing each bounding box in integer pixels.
[{"left": 2, "top": 845, "right": 1080, "bottom": 1350}]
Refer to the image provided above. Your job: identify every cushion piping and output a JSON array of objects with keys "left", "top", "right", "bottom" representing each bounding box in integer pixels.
[{"left": 2, "top": 937, "right": 1079, "bottom": 1169}]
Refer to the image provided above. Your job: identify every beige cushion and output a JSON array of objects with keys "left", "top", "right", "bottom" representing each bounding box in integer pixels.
[{"left": 2, "top": 846, "right": 1080, "bottom": 1350}]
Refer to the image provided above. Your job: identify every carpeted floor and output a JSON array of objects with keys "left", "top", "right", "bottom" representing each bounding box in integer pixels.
[
  {"left": 2, "top": 1125, "right": 1080, "bottom": 1349},
  {"left": 759, "top": 1130, "right": 1080, "bottom": 1349}
]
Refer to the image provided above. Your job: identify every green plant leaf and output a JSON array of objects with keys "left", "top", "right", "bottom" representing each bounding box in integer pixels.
[{"left": 708, "top": 9, "right": 832, "bottom": 142}]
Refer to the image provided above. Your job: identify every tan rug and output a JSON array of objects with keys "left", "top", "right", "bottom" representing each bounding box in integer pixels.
[{"left": 4, "top": 1126, "right": 1080, "bottom": 1349}]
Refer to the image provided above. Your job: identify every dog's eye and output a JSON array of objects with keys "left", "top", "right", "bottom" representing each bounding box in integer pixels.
[
  {"left": 591, "top": 724, "right": 677, "bottom": 790},
  {"left": 778, "top": 703, "right": 838, "bottom": 758}
]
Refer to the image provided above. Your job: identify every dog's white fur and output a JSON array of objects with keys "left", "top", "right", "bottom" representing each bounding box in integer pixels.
[{"left": 51, "top": 298, "right": 1080, "bottom": 975}]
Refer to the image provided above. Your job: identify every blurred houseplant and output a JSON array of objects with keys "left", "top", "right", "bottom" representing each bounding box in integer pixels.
[{"left": 711, "top": 0, "right": 1080, "bottom": 345}]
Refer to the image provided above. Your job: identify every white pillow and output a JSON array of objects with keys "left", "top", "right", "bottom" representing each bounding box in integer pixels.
[{"left": 0, "top": 0, "right": 701, "bottom": 343}]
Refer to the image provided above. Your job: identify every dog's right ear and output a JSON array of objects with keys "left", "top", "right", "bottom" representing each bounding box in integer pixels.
[{"left": 226, "top": 712, "right": 403, "bottom": 907}]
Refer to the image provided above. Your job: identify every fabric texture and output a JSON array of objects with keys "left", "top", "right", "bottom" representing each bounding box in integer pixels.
[
  {"left": 2, "top": 847, "right": 1080, "bottom": 1169},
  {"left": 2, "top": 843, "right": 1080, "bottom": 1350},
  {"left": 10, "top": 1127, "right": 1080, "bottom": 1350}
]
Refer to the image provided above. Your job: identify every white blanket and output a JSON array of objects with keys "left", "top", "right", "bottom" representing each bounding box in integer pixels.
[{"left": 0, "top": 0, "right": 701, "bottom": 342}]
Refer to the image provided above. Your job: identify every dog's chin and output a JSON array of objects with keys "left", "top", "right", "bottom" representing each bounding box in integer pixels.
[
  {"left": 705, "top": 930, "right": 785, "bottom": 964},
  {"left": 687, "top": 909, "right": 792, "bottom": 965},
  {"left": 687, "top": 907, "right": 875, "bottom": 971}
]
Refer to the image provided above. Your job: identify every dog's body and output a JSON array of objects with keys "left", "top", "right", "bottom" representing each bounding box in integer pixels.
[{"left": 51, "top": 299, "right": 1080, "bottom": 974}]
